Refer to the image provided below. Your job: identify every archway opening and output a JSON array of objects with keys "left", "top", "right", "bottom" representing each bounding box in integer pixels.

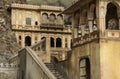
[
  {"left": 25, "top": 36, "right": 31, "bottom": 46},
  {"left": 79, "top": 57, "right": 90, "bottom": 79},
  {"left": 42, "top": 13, "right": 48, "bottom": 24},
  {"left": 50, "top": 37, "right": 54, "bottom": 47},
  {"left": 56, "top": 38, "right": 62, "bottom": 47},
  {"left": 106, "top": 3, "right": 119, "bottom": 30}
]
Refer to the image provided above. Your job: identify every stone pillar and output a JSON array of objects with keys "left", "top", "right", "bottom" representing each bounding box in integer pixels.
[
  {"left": 62, "top": 36, "right": 65, "bottom": 48},
  {"left": 31, "top": 32, "right": 35, "bottom": 45},
  {"left": 54, "top": 37, "right": 56, "bottom": 47},
  {"left": 98, "top": 2, "right": 106, "bottom": 37},
  {"left": 119, "top": 18, "right": 120, "bottom": 29},
  {"left": 45, "top": 37, "right": 51, "bottom": 63},
  {"left": 81, "top": 25, "right": 85, "bottom": 36},
  {"left": 22, "top": 33, "right": 25, "bottom": 48},
  {"left": 88, "top": 20, "right": 93, "bottom": 32},
  {"left": 68, "top": 36, "right": 71, "bottom": 49}
]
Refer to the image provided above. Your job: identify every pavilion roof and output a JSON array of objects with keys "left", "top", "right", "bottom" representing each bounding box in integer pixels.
[{"left": 62, "top": 0, "right": 92, "bottom": 14}]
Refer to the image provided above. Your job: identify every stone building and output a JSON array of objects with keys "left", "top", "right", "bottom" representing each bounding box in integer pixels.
[
  {"left": 11, "top": 3, "right": 72, "bottom": 62},
  {"left": 62, "top": 0, "right": 120, "bottom": 79}
]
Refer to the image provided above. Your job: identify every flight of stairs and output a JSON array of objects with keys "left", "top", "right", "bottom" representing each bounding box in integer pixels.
[{"left": 45, "top": 63, "right": 65, "bottom": 79}]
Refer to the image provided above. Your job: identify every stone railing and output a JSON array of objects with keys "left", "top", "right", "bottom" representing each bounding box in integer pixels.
[
  {"left": 73, "top": 31, "right": 99, "bottom": 47},
  {"left": 41, "top": 23, "right": 63, "bottom": 29},
  {"left": 9, "top": 53, "right": 19, "bottom": 64},
  {"left": 30, "top": 38, "right": 46, "bottom": 53},
  {"left": 0, "top": 63, "right": 19, "bottom": 79},
  {"left": 0, "top": 63, "right": 18, "bottom": 68},
  {"left": 19, "top": 47, "right": 56, "bottom": 79},
  {"left": 41, "top": 5, "right": 64, "bottom": 11}
]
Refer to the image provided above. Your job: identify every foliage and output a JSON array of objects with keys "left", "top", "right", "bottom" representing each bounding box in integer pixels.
[{"left": 27, "top": 0, "right": 72, "bottom": 8}]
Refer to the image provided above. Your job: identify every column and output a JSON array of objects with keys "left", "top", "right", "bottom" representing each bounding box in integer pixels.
[
  {"left": 31, "top": 32, "right": 35, "bottom": 45},
  {"left": 88, "top": 20, "right": 93, "bottom": 32},
  {"left": 62, "top": 36, "right": 65, "bottom": 48},
  {"left": 22, "top": 33, "right": 25, "bottom": 48}
]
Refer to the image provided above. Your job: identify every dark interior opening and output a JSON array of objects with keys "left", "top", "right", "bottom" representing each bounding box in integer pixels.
[
  {"left": 56, "top": 38, "right": 62, "bottom": 47},
  {"left": 79, "top": 57, "right": 90, "bottom": 79},
  {"left": 106, "top": 3, "right": 119, "bottom": 29},
  {"left": 50, "top": 37, "right": 54, "bottom": 47},
  {"left": 25, "top": 36, "right": 31, "bottom": 46}
]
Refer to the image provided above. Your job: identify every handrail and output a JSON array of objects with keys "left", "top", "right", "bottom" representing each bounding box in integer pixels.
[
  {"left": 25, "top": 47, "right": 56, "bottom": 79},
  {"left": 30, "top": 38, "right": 45, "bottom": 49},
  {"left": 30, "top": 38, "right": 46, "bottom": 52}
]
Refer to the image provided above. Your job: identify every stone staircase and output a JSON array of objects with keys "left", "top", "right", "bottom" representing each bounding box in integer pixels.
[{"left": 45, "top": 63, "right": 65, "bottom": 79}]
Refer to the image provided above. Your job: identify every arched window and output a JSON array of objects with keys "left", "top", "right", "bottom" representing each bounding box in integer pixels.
[
  {"left": 42, "top": 13, "right": 48, "bottom": 24},
  {"left": 19, "top": 36, "right": 21, "bottom": 40},
  {"left": 50, "top": 37, "right": 54, "bottom": 47},
  {"left": 79, "top": 57, "right": 90, "bottom": 79},
  {"left": 49, "top": 14, "right": 56, "bottom": 24},
  {"left": 106, "top": 3, "right": 119, "bottom": 30},
  {"left": 25, "top": 36, "right": 31, "bottom": 46},
  {"left": 56, "top": 38, "right": 62, "bottom": 47},
  {"left": 57, "top": 14, "right": 63, "bottom": 25}
]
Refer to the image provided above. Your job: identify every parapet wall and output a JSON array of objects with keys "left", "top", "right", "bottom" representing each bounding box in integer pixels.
[{"left": 0, "top": 63, "right": 19, "bottom": 79}]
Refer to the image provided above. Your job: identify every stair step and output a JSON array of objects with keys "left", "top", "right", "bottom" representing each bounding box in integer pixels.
[{"left": 45, "top": 63, "right": 65, "bottom": 79}]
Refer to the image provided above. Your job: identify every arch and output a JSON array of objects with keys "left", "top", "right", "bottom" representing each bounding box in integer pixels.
[
  {"left": 79, "top": 57, "right": 90, "bottom": 79},
  {"left": 42, "top": 13, "right": 48, "bottom": 24},
  {"left": 49, "top": 14, "right": 56, "bottom": 24},
  {"left": 106, "top": 2, "right": 119, "bottom": 30},
  {"left": 56, "top": 38, "right": 62, "bottom": 47},
  {"left": 57, "top": 14, "right": 63, "bottom": 25},
  {"left": 41, "top": 37, "right": 46, "bottom": 40},
  {"left": 50, "top": 37, "right": 54, "bottom": 47},
  {"left": 25, "top": 36, "right": 31, "bottom": 46}
]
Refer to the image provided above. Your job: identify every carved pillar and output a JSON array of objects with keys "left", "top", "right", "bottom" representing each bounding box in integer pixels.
[
  {"left": 62, "top": 36, "right": 65, "bottom": 48},
  {"left": 88, "top": 20, "right": 93, "bottom": 32},
  {"left": 31, "top": 32, "right": 35, "bottom": 45},
  {"left": 54, "top": 37, "right": 56, "bottom": 47},
  {"left": 22, "top": 33, "right": 25, "bottom": 48},
  {"left": 81, "top": 25, "right": 85, "bottom": 36}
]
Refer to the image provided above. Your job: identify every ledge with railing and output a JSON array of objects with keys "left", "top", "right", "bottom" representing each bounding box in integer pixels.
[
  {"left": 41, "top": 23, "right": 64, "bottom": 29},
  {"left": 73, "top": 31, "right": 99, "bottom": 47}
]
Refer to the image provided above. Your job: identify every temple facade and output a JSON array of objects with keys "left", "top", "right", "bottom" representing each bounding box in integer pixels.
[
  {"left": 62, "top": 0, "right": 120, "bottom": 79},
  {"left": 11, "top": 3, "right": 72, "bottom": 62}
]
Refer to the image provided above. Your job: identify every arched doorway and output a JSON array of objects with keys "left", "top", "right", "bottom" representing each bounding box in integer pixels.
[
  {"left": 56, "top": 38, "right": 62, "bottom": 47},
  {"left": 106, "top": 3, "right": 119, "bottom": 30},
  {"left": 25, "top": 36, "right": 31, "bottom": 46},
  {"left": 79, "top": 57, "right": 90, "bottom": 79},
  {"left": 50, "top": 37, "right": 54, "bottom": 47}
]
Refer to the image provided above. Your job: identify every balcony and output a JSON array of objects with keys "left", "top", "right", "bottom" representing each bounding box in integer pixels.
[
  {"left": 73, "top": 31, "right": 99, "bottom": 47},
  {"left": 41, "top": 23, "right": 63, "bottom": 29}
]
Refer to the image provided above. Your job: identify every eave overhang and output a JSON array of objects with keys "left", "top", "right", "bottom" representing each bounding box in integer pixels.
[{"left": 62, "top": 0, "right": 92, "bottom": 14}]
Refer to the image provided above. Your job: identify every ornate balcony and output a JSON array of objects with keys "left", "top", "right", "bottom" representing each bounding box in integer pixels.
[
  {"left": 41, "top": 23, "right": 63, "bottom": 29},
  {"left": 73, "top": 31, "right": 99, "bottom": 47}
]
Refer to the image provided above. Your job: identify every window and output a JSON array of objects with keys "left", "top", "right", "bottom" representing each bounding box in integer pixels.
[
  {"left": 35, "top": 21, "right": 38, "bottom": 25},
  {"left": 79, "top": 58, "right": 90, "bottom": 79},
  {"left": 50, "top": 37, "right": 54, "bottom": 47},
  {"left": 50, "top": 14, "right": 56, "bottom": 24},
  {"left": 19, "top": 36, "right": 21, "bottom": 40},
  {"left": 26, "top": 17, "right": 31, "bottom": 25},
  {"left": 56, "top": 38, "right": 62, "bottom": 47},
  {"left": 65, "top": 38, "right": 68, "bottom": 48}
]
